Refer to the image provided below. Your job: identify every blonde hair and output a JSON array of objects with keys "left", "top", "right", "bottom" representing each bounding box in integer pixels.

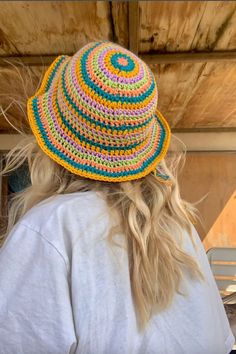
[
  {"left": 0, "top": 133, "right": 205, "bottom": 331},
  {"left": 0, "top": 61, "right": 205, "bottom": 332}
]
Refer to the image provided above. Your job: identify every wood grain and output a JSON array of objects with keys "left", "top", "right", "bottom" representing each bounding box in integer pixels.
[
  {"left": 152, "top": 61, "right": 236, "bottom": 128},
  {"left": 139, "top": 1, "right": 236, "bottom": 53},
  {"left": 111, "top": 2, "right": 129, "bottom": 47},
  {"left": 0, "top": 1, "right": 113, "bottom": 56},
  {"left": 128, "top": 1, "right": 139, "bottom": 54}
]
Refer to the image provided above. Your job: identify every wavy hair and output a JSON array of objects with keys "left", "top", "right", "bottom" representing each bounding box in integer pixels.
[
  {"left": 0, "top": 133, "right": 205, "bottom": 331},
  {"left": 0, "top": 61, "right": 205, "bottom": 332}
]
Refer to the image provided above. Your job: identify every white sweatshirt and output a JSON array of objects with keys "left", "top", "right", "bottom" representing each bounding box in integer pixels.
[{"left": 0, "top": 190, "right": 235, "bottom": 354}]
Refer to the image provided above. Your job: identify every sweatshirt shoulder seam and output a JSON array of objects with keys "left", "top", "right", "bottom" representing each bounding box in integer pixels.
[{"left": 18, "top": 222, "right": 69, "bottom": 273}]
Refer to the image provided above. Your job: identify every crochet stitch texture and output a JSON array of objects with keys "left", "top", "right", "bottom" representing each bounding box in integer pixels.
[{"left": 27, "top": 41, "right": 171, "bottom": 182}]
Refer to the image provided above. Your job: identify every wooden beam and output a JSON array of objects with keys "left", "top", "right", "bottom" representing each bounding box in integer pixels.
[
  {"left": 1, "top": 50, "right": 236, "bottom": 67},
  {"left": 0, "top": 55, "right": 63, "bottom": 67},
  {"left": 174, "top": 132, "right": 236, "bottom": 152},
  {"left": 172, "top": 127, "right": 236, "bottom": 133},
  {"left": 128, "top": 1, "right": 139, "bottom": 54},
  {"left": 140, "top": 51, "right": 236, "bottom": 64},
  {"left": 2, "top": 132, "right": 236, "bottom": 152}
]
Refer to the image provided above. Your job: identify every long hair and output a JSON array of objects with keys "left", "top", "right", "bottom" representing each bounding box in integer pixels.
[
  {"left": 0, "top": 61, "right": 205, "bottom": 332},
  {"left": 0, "top": 133, "right": 205, "bottom": 331}
]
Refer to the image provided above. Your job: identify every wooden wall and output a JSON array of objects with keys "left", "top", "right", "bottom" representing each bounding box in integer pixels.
[{"left": 179, "top": 152, "right": 236, "bottom": 250}]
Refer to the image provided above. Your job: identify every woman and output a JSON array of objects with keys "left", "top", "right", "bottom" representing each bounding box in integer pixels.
[{"left": 0, "top": 41, "right": 234, "bottom": 354}]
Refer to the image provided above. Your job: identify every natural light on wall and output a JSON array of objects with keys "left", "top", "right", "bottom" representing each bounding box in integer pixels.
[{"left": 203, "top": 190, "right": 236, "bottom": 251}]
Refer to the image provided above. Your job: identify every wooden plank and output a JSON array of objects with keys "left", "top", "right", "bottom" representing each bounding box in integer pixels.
[
  {"left": 153, "top": 61, "right": 236, "bottom": 128},
  {"left": 212, "top": 261, "right": 236, "bottom": 265},
  {"left": 1, "top": 1, "right": 236, "bottom": 57},
  {"left": 2, "top": 50, "right": 236, "bottom": 68},
  {"left": 110, "top": 2, "right": 129, "bottom": 47},
  {"left": 174, "top": 132, "right": 236, "bottom": 152},
  {"left": 0, "top": 56, "right": 60, "bottom": 67},
  {"left": 128, "top": 1, "right": 139, "bottom": 54},
  {"left": 215, "top": 275, "right": 236, "bottom": 281},
  {"left": 173, "top": 128, "right": 236, "bottom": 133},
  {"left": 173, "top": 62, "right": 236, "bottom": 129},
  {"left": 141, "top": 51, "right": 236, "bottom": 64},
  {"left": 0, "top": 2, "right": 112, "bottom": 56},
  {"left": 139, "top": 1, "right": 236, "bottom": 53}
]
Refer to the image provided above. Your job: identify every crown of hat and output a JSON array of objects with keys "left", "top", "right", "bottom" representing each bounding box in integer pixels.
[
  {"left": 28, "top": 40, "right": 171, "bottom": 182},
  {"left": 53, "top": 41, "right": 158, "bottom": 151}
]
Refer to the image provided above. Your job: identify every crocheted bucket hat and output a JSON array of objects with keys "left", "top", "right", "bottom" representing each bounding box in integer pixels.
[{"left": 27, "top": 41, "right": 171, "bottom": 183}]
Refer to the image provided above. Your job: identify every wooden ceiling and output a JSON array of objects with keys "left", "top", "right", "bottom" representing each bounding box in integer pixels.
[{"left": 0, "top": 1, "right": 236, "bottom": 133}]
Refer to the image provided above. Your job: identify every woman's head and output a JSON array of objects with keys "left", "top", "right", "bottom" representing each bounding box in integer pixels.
[
  {"left": 27, "top": 41, "right": 171, "bottom": 183},
  {"left": 1, "top": 41, "right": 205, "bottom": 332}
]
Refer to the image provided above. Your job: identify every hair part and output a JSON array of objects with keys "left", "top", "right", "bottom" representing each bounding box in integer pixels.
[{"left": 0, "top": 135, "right": 205, "bottom": 331}]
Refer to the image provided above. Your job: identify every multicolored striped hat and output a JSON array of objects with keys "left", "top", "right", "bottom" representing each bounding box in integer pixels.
[{"left": 27, "top": 41, "right": 171, "bottom": 183}]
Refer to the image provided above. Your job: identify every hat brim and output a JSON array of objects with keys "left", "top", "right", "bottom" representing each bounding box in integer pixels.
[{"left": 27, "top": 55, "right": 171, "bottom": 183}]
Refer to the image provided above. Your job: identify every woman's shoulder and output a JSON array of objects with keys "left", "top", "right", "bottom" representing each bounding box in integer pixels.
[
  {"left": 21, "top": 190, "right": 106, "bottom": 226},
  {"left": 10, "top": 190, "right": 110, "bottom": 271}
]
